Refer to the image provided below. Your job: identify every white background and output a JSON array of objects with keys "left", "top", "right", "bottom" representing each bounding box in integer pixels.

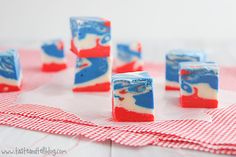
[{"left": 1, "top": 0, "right": 236, "bottom": 42}]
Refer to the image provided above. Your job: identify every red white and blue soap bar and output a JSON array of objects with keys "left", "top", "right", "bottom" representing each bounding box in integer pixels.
[
  {"left": 41, "top": 40, "right": 67, "bottom": 72},
  {"left": 70, "top": 17, "right": 111, "bottom": 58},
  {"left": 112, "top": 71, "right": 155, "bottom": 122},
  {"left": 166, "top": 49, "right": 206, "bottom": 90},
  {"left": 115, "top": 42, "right": 143, "bottom": 73},
  {"left": 179, "top": 62, "right": 219, "bottom": 108},
  {"left": 73, "top": 57, "right": 111, "bottom": 92},
  {"left": 0, "top": 49, "right": 22, "bottom": 92}
]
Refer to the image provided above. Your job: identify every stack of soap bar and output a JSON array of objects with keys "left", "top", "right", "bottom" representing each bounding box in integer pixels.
[
  {"left": 41, "top": 40, "right": 67, "bottom": 72},
  {"left": 112, "top": 71, "right": 155, "bottom": 122},
  {"left": 70, "top": 17, "right": 111, "bottom": 92},
  {"left": 166, "top": 49, "right": 206, "bottom": 90},
  {"left": 73, "top": 57, "right": 111, "bottom": 92},
  {"left": 179, "top": 62, "right": 219, "bottom": 108},
  {"left": 115, "top": 42, "right": 143, "bottom": 73},
  {"left": 0, "top": 49, "right": 22, "bottom": 92},
  {"left": 70, "top": 17, "right": 111, "bottom": 58}
]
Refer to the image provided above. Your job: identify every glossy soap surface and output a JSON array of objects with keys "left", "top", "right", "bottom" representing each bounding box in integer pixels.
[
  {"left": 112, "top": 71, "right": 155, "bottom": 122},
  {"left": 179, "top": 62, "right": 219, "bottom": 108}
]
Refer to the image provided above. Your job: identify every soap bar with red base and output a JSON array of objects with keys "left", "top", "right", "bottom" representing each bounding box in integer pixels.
[
  {"left": 41, "top": 40, "right": 67, "bottom": 72},
  {"left": 0, "top": 49, "right": 22, "bottom": 92},
  {"left": 73, "top": 57, "right": 111, "bottom": 92},
  {"left": 165, "top": 49, "right": 206, "bottom": 90},
  {"left": 70, "top": 17, "right": 111, "bottom": 58},
  {"left": 179, "top": 62, "right": 219, "bottom": 108},
  {"left": 112, "top": 71, "right": 155, "bottom": 122},
  {"left": 114, "top": 42, "right": 143, "bottom": 73}
]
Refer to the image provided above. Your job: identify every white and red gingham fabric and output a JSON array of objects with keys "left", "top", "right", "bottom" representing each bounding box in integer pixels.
[{"left": 0, "top": 49, "right": 235, "bottom": 155}]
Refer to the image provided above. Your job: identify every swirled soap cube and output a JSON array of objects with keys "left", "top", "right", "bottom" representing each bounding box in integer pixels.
[
  {"left": 73, "top": 57, "right": 111, "bottom": 92},
  {"left": 179, "top": 62, "right": 219, "bottom": 108},
  {"left": 112, "top": 72, "right": 155, "bottom": 122},
  {"left": 70, "top": 17, "right": 111, "bottom": 58},
  {"left": 0, "top": 49, "right": 22, "bottom": 92},
  {"left": 41, "top": 40, "right": 67, "bottom": 72},
  {"left": 115, "top": 42, "right": 143, "bottom": 73},
  {"left": 166, "top": 50, "right": 206, "bottom": 90}
]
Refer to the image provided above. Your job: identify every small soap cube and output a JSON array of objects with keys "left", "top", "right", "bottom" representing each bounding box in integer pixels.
[
  {"left": 115, "top": 42, "right": 143, "bottom": 73},
  {"left": 166, "top": 49, "right": 206, "bottom": 90},
  {"left": 0, "top": 49, "right": 22, "bottom": 92},
  {"left": 112, "top": 71, "right": 155, "bottom": 122},
  {"left": 70, "top": 17, "right": 111, "bottom": 58},
  {"left": 179, "top": 62, "right": 219, "bottom": 108},
  {"left": 41, "top": 40, "right": 67, "bottom": 72},
  {"left": 73, "top": 57, "right": 111, "bottom": 92}
]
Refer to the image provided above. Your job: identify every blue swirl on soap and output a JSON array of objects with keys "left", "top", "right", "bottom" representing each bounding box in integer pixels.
[
  {"left": 180, "top": 80, "right": 193, "bottom": 93},
  {"left": 114, "top": 80, "right": 154, "bottom": 109},
  {"left": 114, "top": 79, "right": 152, "bottom": 91},
  {"left": 70, "top": 18, "right": 79, "bottom": 37},
  {"left": 117, "top": 44, "right": 141, "bottom": 62},
  {"left": 166, "top": 51, "right": 206, "bottom": 82},
  {"left": 113, "top": 72, "right": 154, "bottom": 109},
  {"left": 0, "top": 50, "right": 20, "bottom": 80},
  {"left": 70, "top": 17, "right": 111, "bottom": 45},
  {"left": 128, "top": 83, "right": 147, "bottom": 93},
  {"left": 41, "top": 42, "right": 64, "bottom": 58},
  {"left": 101, "top": 34, "right": 111, "bottom": 44},
  {"left": 74, "top": 57, "right": 108, "bottom": 84},
  {"left": 133, "top": 90, "right": 154, "bottom": 109},
  {"left": 114, "top": 80, "right": 130, "bottom": 90},
  {"left": 181, "top": 69, "right": 218, "bottom": 92}
]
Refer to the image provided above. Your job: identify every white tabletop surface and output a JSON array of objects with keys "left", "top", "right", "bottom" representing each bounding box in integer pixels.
[
  {"left": 0, "top": 40, "right": 236, "bottom": 157},
  {"left": 0, "top": 125, "right": 232, "bottom": 157}
]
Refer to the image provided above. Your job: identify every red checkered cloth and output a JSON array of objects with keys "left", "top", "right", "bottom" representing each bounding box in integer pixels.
[{"left": 0, "top": 49, "right": 235, "bottom": 155}]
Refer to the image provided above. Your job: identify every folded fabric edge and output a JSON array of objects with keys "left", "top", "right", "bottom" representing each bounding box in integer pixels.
[{"left": 0, "top": 113, "right": 235, "bottom": 155}]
